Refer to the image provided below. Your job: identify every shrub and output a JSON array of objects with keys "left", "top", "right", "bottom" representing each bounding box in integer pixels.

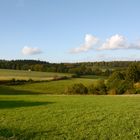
[
  {"left": 116, "top": 81, "right": 130, "bottom": 94},
  {"left": 28, "top": 78, "right": 33, "bottom": 82},
  {"left": 136, "top": 89, "right": 140, "bottom": 94},
  {"left": 96, "top": 80, "right": 107, "bottom": 95},
  {"left": 71, "top": 74, "right": 80, "bottom": 78},
  {"left": 52, "top": 76, "right": 68, "bottom": 81},
  {"left": 124, "top": 89, "right": 137, "bottom": 94},
  {"left": 65, "top": 83, "right": 88, "bottom": 95},
  {"left": 88, "top": 80, "right": 107, "bottom": 95},
  {"left": 88, "top": 84, "right": 97, "bottom": 95},
  {"left": 107, "top": 80, "right": 133, "bottom": 95},
  {"left": 126, "top": 63, "right": 140, "bottom": 83},
  {"left": 106, "top": 71, "right": 125, "bottom": 90},
  {"left": 108, "top": 89, "right": 117, "bottom": 95},
  {"left": 134, "top": 82, "right": 140, "bottom": 88},
  {"left": 106, "top": 71, "right": 135, "bottom": 94}
]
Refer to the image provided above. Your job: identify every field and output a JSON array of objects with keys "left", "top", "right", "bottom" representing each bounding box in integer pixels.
[
  {"left": 0, "top": 69, "right": 71, "bottom": 80},
  {"left": 0, "top": 78, "right": 97, "bottom": 95},
  {"left": 0, "top": 69, "right": 140, "bottom": 139},
  {"left": 0, "top": 95, "right": 140, "bottom": 140}
]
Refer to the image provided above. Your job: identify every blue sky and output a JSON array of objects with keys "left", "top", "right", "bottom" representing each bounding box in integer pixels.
[{"left": 0, "top": 0, "right": 140, "bottom": 62}]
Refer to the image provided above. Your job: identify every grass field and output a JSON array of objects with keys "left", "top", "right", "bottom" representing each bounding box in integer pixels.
[
  {"left": 0, "top": 95, "right": 140, "bottom": 140},
  {"left": 1, "top": 69, "right": 140, "bottom": 139},
  {"left": 0, "top": 78, "right": 97, "bottom": 95},
  {"left": 0, "top": 69, "right": 71, "bottom": 80}
]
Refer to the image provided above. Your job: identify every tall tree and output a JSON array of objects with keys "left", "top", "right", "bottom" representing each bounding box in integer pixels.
[{"left": 126, "top": 63, "right": 140, "bottom": 83}]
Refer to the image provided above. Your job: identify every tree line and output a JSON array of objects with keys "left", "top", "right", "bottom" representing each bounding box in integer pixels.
[
  {"left": 66, "top": 63, "right": 140, "bottom": 95},
  {"left": 0, "top": 59, "right": 140, "bottom": 76}
]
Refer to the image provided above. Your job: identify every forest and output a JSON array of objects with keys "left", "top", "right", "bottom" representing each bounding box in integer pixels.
[{"left": 0, "top": 59, "right": 139, "bottom": 76}]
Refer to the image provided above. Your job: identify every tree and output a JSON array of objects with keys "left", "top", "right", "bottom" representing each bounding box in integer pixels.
[
  {"left": 126, "top": 63, "right": 140, "bottom": 83},
  {"left": 107, "top": 71, "right": 134, "bottom": 94},
  {"left": 88, "top": 80, "right": 107, "bottom": 95},
  {"left": 103, "top": 69, "right": 111, "bottom": 76},
  {"left": 65, "top": 83, "right": 88, "bottom": 94},
  {"left": 107, "top": 71, "right": 125, "bottom": 89}
]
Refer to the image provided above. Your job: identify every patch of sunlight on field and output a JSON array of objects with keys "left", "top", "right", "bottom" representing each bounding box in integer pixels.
[{"left": 0, "top": 69, "right": 71, "bottom": 80}]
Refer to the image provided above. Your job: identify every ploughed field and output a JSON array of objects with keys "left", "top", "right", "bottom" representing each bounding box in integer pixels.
[{"left": 0, "top": 95, "right": 140, "bottom": 140}]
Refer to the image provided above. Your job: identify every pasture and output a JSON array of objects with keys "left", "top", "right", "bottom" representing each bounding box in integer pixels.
[
  {"left": 2, "top": 78, "right": 97, "bottom": 95},
  {"left": 0, "top": 69, "right": 140, "bottom": 139},
  {"left": 0, "top": 69, "right": 71, "bottom": 81},
  {"left": 0, "top": 95, "right": 140, "bottom": 140}
]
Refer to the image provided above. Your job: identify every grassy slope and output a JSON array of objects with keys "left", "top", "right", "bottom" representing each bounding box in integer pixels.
[
  {"left": 0, "top": 69, "right": 71, "bottom": 80},
  {"left": 0, "top": 95, "right": 140, "bottom": 139},
  {"left": 1, "top": 69, "right": 140, "bottom": 139},
  {"left": 0, "top": 78, "right": 97, "bottom": 95}
]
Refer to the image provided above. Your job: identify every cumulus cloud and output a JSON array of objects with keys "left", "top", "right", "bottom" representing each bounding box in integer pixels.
[
  {"left": 22, "top": 46, "right": 42, "bottom": 55},
  {"left": 70, "top": 34, "right": 99, "bottom": 53},
  {"left": 100, "top": 34, "right": 128, "bottom": 50},
  {"left": 99, "top": 34, "right": 140, "bottom": 50},
  {"left": 70, "top": 34, "right": 140, "bottom": 53}
]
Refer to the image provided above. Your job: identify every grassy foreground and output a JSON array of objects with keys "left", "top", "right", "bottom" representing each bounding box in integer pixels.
[{"left": 0, "top": 95, "right": 140, "bottom": 140}]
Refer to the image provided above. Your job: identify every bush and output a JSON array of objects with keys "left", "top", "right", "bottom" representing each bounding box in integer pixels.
[
  {"left": 108, "top": 89, "right": 117, "bottom": 95},
  {"left": 28, "top": 78, "right": 33, "bottom": 82},
  {"left": 52, "top": 76, "right": 68, "bottom": 81},
  {"left": 116, "top": 80, "right": 133, "bottom": 94},
  {"left": 106, "top": 71, "right": 125, "bottom": 90},
  {"left": 65, "top": 83, "right": 88, "bottom": 95},
  {"left": 88, "top": 84, "right": 97, "bottom": 94},
  {"left": 88, "top": 80, "right": 107, "bottom": 95},
  {"left": 9, "top": 79, "right": 27, "bottom": 85},
  {"left": 107, "top": 80, "right": 133, "bottom": 95},
  {"left": 124, "top": 89, "right": 137, "bottom": 94},
  {"left": 71, "top": 74, "right": 80, "bottom": 78},
  {"left": 126, "top": 63, "right": 140, "bottom": 83},
  {"left": 106, "top": 71, "right": 135, "bottom": 94},
  {"left": 134, "top": 82, "right": 140, "bottom": 88}
]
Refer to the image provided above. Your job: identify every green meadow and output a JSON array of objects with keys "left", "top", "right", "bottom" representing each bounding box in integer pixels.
[
  {"left": 4, "top": 78, "right": 97, "bottom": 95},
  {"left": 0, "top": 69, "right": 71, "bottom": 80},
  {"left": 0, "top": 95, "right": 140, "bottom": 140},
  {"left": 0, "top": 69, "right": 140, "bottom": 140}
]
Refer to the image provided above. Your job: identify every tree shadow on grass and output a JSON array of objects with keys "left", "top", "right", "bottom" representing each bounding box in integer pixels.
[
  {"left": 0, "top": 100, "right": 53, "bottom": 109},
  {"left": 0, "top": 128, "right": 40, "bottom": 140},
  {"left": 0, "top": 127, "right": 62, "bottom": 140},
  {"left": 0, "top": 128, "right": 18, "bottom": 139},
  {"left": 0, "top": 85, "right": 44, "bottom": 95}
]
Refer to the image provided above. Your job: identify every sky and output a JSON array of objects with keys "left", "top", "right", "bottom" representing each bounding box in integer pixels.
[{"left": 0, "top": 0, "right": 140, "bottom": 62}]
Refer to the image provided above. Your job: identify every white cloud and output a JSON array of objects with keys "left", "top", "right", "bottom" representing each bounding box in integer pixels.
[
  {"left": 70, "top": 34, "right": 99, "bottom": 53},
  {"left": 22, "top": 46, "right": 42, "bottom": 55},
  {"left": 99, "top": 34, "right": 140, "bottom": 50},
  {"left": 100, "top": 34, "right": 128, "bottom": 50},
  {"left": 70, "top": 34, "right": 140, "bottom": 53}
]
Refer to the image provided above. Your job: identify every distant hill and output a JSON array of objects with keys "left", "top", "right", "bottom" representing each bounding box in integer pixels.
[{"left": 0, "top": 59, "right": 139, "bottom": 75}]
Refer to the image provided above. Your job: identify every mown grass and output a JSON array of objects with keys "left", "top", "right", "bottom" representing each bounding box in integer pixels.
[
  {"left": 0, "top": 69, "right": 71, "bottom": 80},
  {"left": 0, "top": 95, "right": 140, "bottom": 140}
]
